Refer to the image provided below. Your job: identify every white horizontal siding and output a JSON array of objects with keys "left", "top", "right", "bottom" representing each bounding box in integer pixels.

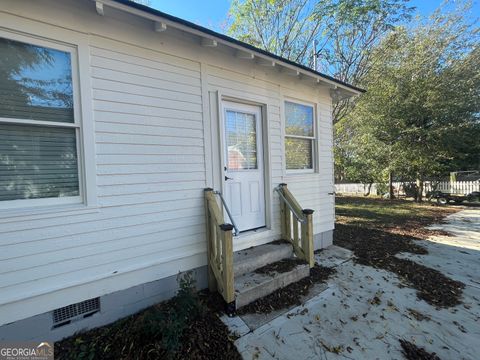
[
  {"left": 91, "top": 67, "right": 201, "bottom": 96},
  {"left": 205, "top": 60, "right": 334, "bottom": 247},
  {"left": 3, "top": 242, "right": 206, "bottom": 306},
  {"left": 286, "top": 93, "right": 335, "bottom": 234},
  {"left": 0, "top": 221, "right": 206, "bottom": 280},
  {"left": 0, "top": 0, "right": 336, "bottom": 325},
  {"left": 94, "top": 111, "right": 203, "bottom": 129},
  {"left": 0, "top": 10, "right": 208, "bottom": 323},
  {"left": 93, "top": 100, "right": 202, "bottom": 121}
]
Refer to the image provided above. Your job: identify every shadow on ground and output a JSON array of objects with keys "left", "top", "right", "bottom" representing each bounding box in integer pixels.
[
  {"left": 234, "top": 209, "right": 480, "bottom": 360},
  {"left": 334, "top": 223, "right": 465, "bottom": 307}
]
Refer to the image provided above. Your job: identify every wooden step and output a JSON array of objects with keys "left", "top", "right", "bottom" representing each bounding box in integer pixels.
[
  {"left": 233, "top": 241, "right": 293, "bottom": 277},
  {"left": 234, "top": 259, "right": 309, "bottom": 309}
]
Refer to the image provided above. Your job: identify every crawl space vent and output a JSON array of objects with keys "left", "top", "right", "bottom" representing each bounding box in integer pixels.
[{"left": 53, "top": 297, "right": 100, "bottom": 327}]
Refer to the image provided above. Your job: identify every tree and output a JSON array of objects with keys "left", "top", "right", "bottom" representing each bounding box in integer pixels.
[
  {"left": 228, "top": 0, "right": 321, "bottom": 63},
  {"left": 335, "top": 3, "right": 480, "bottom": 200},
  {"left": 228, "top": 0, "right": 414, "bottom": 122}
]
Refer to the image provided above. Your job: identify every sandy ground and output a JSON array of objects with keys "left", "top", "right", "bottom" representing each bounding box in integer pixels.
[{"left": 228, "top": 208, "right": 480, "bottom": 360}]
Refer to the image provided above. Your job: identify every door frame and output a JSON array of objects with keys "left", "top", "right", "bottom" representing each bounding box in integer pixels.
[{"left": 217, "top": 94, "right": 272, "bottom": 234}]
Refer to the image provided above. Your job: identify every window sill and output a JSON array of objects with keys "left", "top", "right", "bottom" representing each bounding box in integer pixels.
[
  {"left": 0, "top": 202, "right": 99, "bottom": 222},
  {"left": 286, "top": 169, "right": 316, "bottom": 175}
]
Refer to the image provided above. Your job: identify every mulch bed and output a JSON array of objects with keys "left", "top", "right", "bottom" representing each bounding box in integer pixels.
[
  {"left": 254, "top": 258, "right": 307, "bottom": 275},
  {"left": 399, "top": 339, "right": 441, "bottom": 360},
  {"left": 55, "top": 286, "right": 241, "bottom": 360},
  {"left": 334, "top": 223, "right": 465, "bottom": 307},
  {"left": 173, "top": 311, "right": 241, "bottom": 360},
  {"left": 237, "top": 265, "right": 336, "bottom": 315}
]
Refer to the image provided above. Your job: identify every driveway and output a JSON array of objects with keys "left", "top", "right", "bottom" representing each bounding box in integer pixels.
[{"left": 230, "top": 208, "right": 480, "bottom": 360}]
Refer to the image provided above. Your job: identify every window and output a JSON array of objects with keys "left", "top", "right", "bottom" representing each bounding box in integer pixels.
[
  {"left": 0, "top": 35, "right": 81, "bottom": 207},
  {"left": 284, "top": 101, "right": 315, "bottom": 171},
  {"left": 225, "top": 110, "right": 257, "bottom": 170}
]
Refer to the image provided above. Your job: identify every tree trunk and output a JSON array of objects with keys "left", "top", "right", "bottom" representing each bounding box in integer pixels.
[
  {"left": 416, "top": 178, "right": 424, "bottom": 202},
  {"left": 365, "top": 183, "right": 373, "bottom": 196},
  {"left": 389, "top": 171, "right": 394, "bottom": 200}
]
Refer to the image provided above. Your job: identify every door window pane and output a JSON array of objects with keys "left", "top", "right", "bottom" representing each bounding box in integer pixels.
[
  {"left": 226, "top": 110, "right": 257, "bottom": 170},
  {"left": 0, "top": 37, "right": 74, "bottom": 123},
  {"left": 0, "top": 124, "right": 79, "bottom": 201},
  {"left": 285, "top": 101, "right": 313, "bottom": 137},
  {"left": 285, "top": 137, "right": 313, "bottom": 170}
]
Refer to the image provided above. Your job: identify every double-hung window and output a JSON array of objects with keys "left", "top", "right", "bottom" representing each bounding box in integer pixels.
[
  {"left": 0, "top": 35, "right": 82, "bottom": 208},
  {"left": 284, "top": 101, "right": 316, "bottom": 172}
]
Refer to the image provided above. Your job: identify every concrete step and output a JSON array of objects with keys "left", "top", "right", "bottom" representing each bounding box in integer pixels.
[
  {"left": 234, "top": 259, "right": 310, "bottom": 309},
  {"left": 233, "top": 242, "right": 293, "bottom": 277}
]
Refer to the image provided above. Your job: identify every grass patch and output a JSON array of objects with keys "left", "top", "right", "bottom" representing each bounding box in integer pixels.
[{"left": 336, "top": 196, "right": 457, "bottom": 231}]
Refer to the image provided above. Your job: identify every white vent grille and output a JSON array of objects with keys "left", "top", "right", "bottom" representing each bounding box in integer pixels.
[{"left": 53, "top": 297, "right": 100, "bottom": 326}]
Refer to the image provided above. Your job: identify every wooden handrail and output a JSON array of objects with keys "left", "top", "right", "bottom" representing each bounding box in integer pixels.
[
  {"left": 277, "top": 184, "right": 315, "bottom": 268},
  {"left": 204, "top": 189, "right": 235, "bottom": 309}
]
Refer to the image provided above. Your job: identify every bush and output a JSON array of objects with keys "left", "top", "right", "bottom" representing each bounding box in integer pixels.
[
  {"left": 403, "top": 182, "right": 418, "bottom": 199},
  {"left": 376, "top": 182, "right": 388, "bottom": 195},
  {"left": 133, "top": 271, "right": 205, "bottom": 356}
]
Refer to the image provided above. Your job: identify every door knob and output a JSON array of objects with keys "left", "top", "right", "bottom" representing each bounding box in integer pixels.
[{"left": 225, "top": 176, "right": 234, "bottom": 181}]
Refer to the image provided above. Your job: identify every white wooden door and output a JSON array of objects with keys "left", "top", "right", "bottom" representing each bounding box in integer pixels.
[{"left": 222, "top": 101, "right": 266, "bottom": 232}]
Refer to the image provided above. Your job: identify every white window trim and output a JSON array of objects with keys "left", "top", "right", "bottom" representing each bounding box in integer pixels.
[
  {"left": 0, "top": 29, "right": 97, "bottom": 213},
  {"left": 284, "top": 99, "right": 317, "bottom": 174}
]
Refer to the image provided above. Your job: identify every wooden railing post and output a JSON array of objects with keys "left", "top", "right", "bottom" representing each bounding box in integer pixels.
[
  {"left": 279, "top": 183, "right": 287, "bottom": 239},
  {"left": 278, "top": 183, "right": 315, "bottom": 267},
  {"left": 204, "top": 189, "right": 217, "bottom": 292},
  {"left": 204, "top": 189, "right": 235, "bottom": 313},
  {"left": 302, "top": 209, "right": 315, "bottom": 268},
  {"left": 219, "top": 223, "right": 235, "bottom": 306}
]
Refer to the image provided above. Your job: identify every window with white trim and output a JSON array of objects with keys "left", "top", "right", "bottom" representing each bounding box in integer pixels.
[
  {"left": 284, "top": 101, "right": 315, "bottom": 171},
  {"left": 0, "top": 35, "right": 82, "bottom": 207}
]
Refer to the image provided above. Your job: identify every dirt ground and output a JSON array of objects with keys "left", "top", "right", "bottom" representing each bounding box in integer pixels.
[{"left": 231, "top": 204, "right": 480, "bottom": 360}]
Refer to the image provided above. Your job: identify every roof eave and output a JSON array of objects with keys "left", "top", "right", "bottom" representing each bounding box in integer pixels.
[{"left": 92, "top": 0, "right": 365, "bottom": 97}]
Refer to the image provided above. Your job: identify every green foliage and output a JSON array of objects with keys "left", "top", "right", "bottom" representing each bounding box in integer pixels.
[
  {"left": 314, "top": 0, "right": 414, "bottom": 122},
  {"left": 228, "top": 0, "right": 414, "bottom": 122},
  {"left": 376, "top": 182, "right": 389, "bottom": 196},
  {"left": 228, "top": 0, "right": 321, "bottom": 63},
  {"left": 336, "top": 1, "right": 480, "bottom": 183},
  {"left": 134, "top": 271, "right": 204, "bottom": 355}
]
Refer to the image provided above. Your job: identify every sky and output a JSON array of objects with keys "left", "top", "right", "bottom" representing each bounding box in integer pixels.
[{"left": 147, "top": 0, "right": 479, "bottom": 33}]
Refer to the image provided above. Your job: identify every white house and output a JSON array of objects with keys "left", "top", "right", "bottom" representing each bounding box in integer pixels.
[{"left": 0, "top": 0, "right": 363, "bottom": 341}]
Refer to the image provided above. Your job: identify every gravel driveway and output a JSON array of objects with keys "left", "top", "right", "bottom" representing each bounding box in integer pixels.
[{"left": 232, "top": 208, "right": 480, "bottom": 360}]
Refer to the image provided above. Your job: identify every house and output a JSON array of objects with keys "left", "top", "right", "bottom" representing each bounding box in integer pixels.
[{"left": 0, "top": 0, "right": 363, "bottom": 341}]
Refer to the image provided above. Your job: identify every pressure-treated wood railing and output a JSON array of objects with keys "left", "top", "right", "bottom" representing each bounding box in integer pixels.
[
  {"left": 204, "top": 188, "right": 235, "bottom": 309},
  {"left": 276, "top": 183, "right": 315, "bottom": 268}
]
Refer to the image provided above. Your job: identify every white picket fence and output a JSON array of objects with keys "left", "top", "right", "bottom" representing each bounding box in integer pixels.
[
  {"left": 423, "top": 181, "right": 480, "bottom": 194},
  {"left": 336, "top": 181, "right": 480, "bottom": 196},
  {"left": 335, "top": 183, "right": 378, "bottom": 195}
]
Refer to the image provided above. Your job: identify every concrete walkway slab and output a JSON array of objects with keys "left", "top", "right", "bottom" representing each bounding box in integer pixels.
[
  {"left": 314, "top": 245, "right": 354, "bottom": 267},
  {"left": 230, "top": 208, "right": 480, "bottom": 360}
]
